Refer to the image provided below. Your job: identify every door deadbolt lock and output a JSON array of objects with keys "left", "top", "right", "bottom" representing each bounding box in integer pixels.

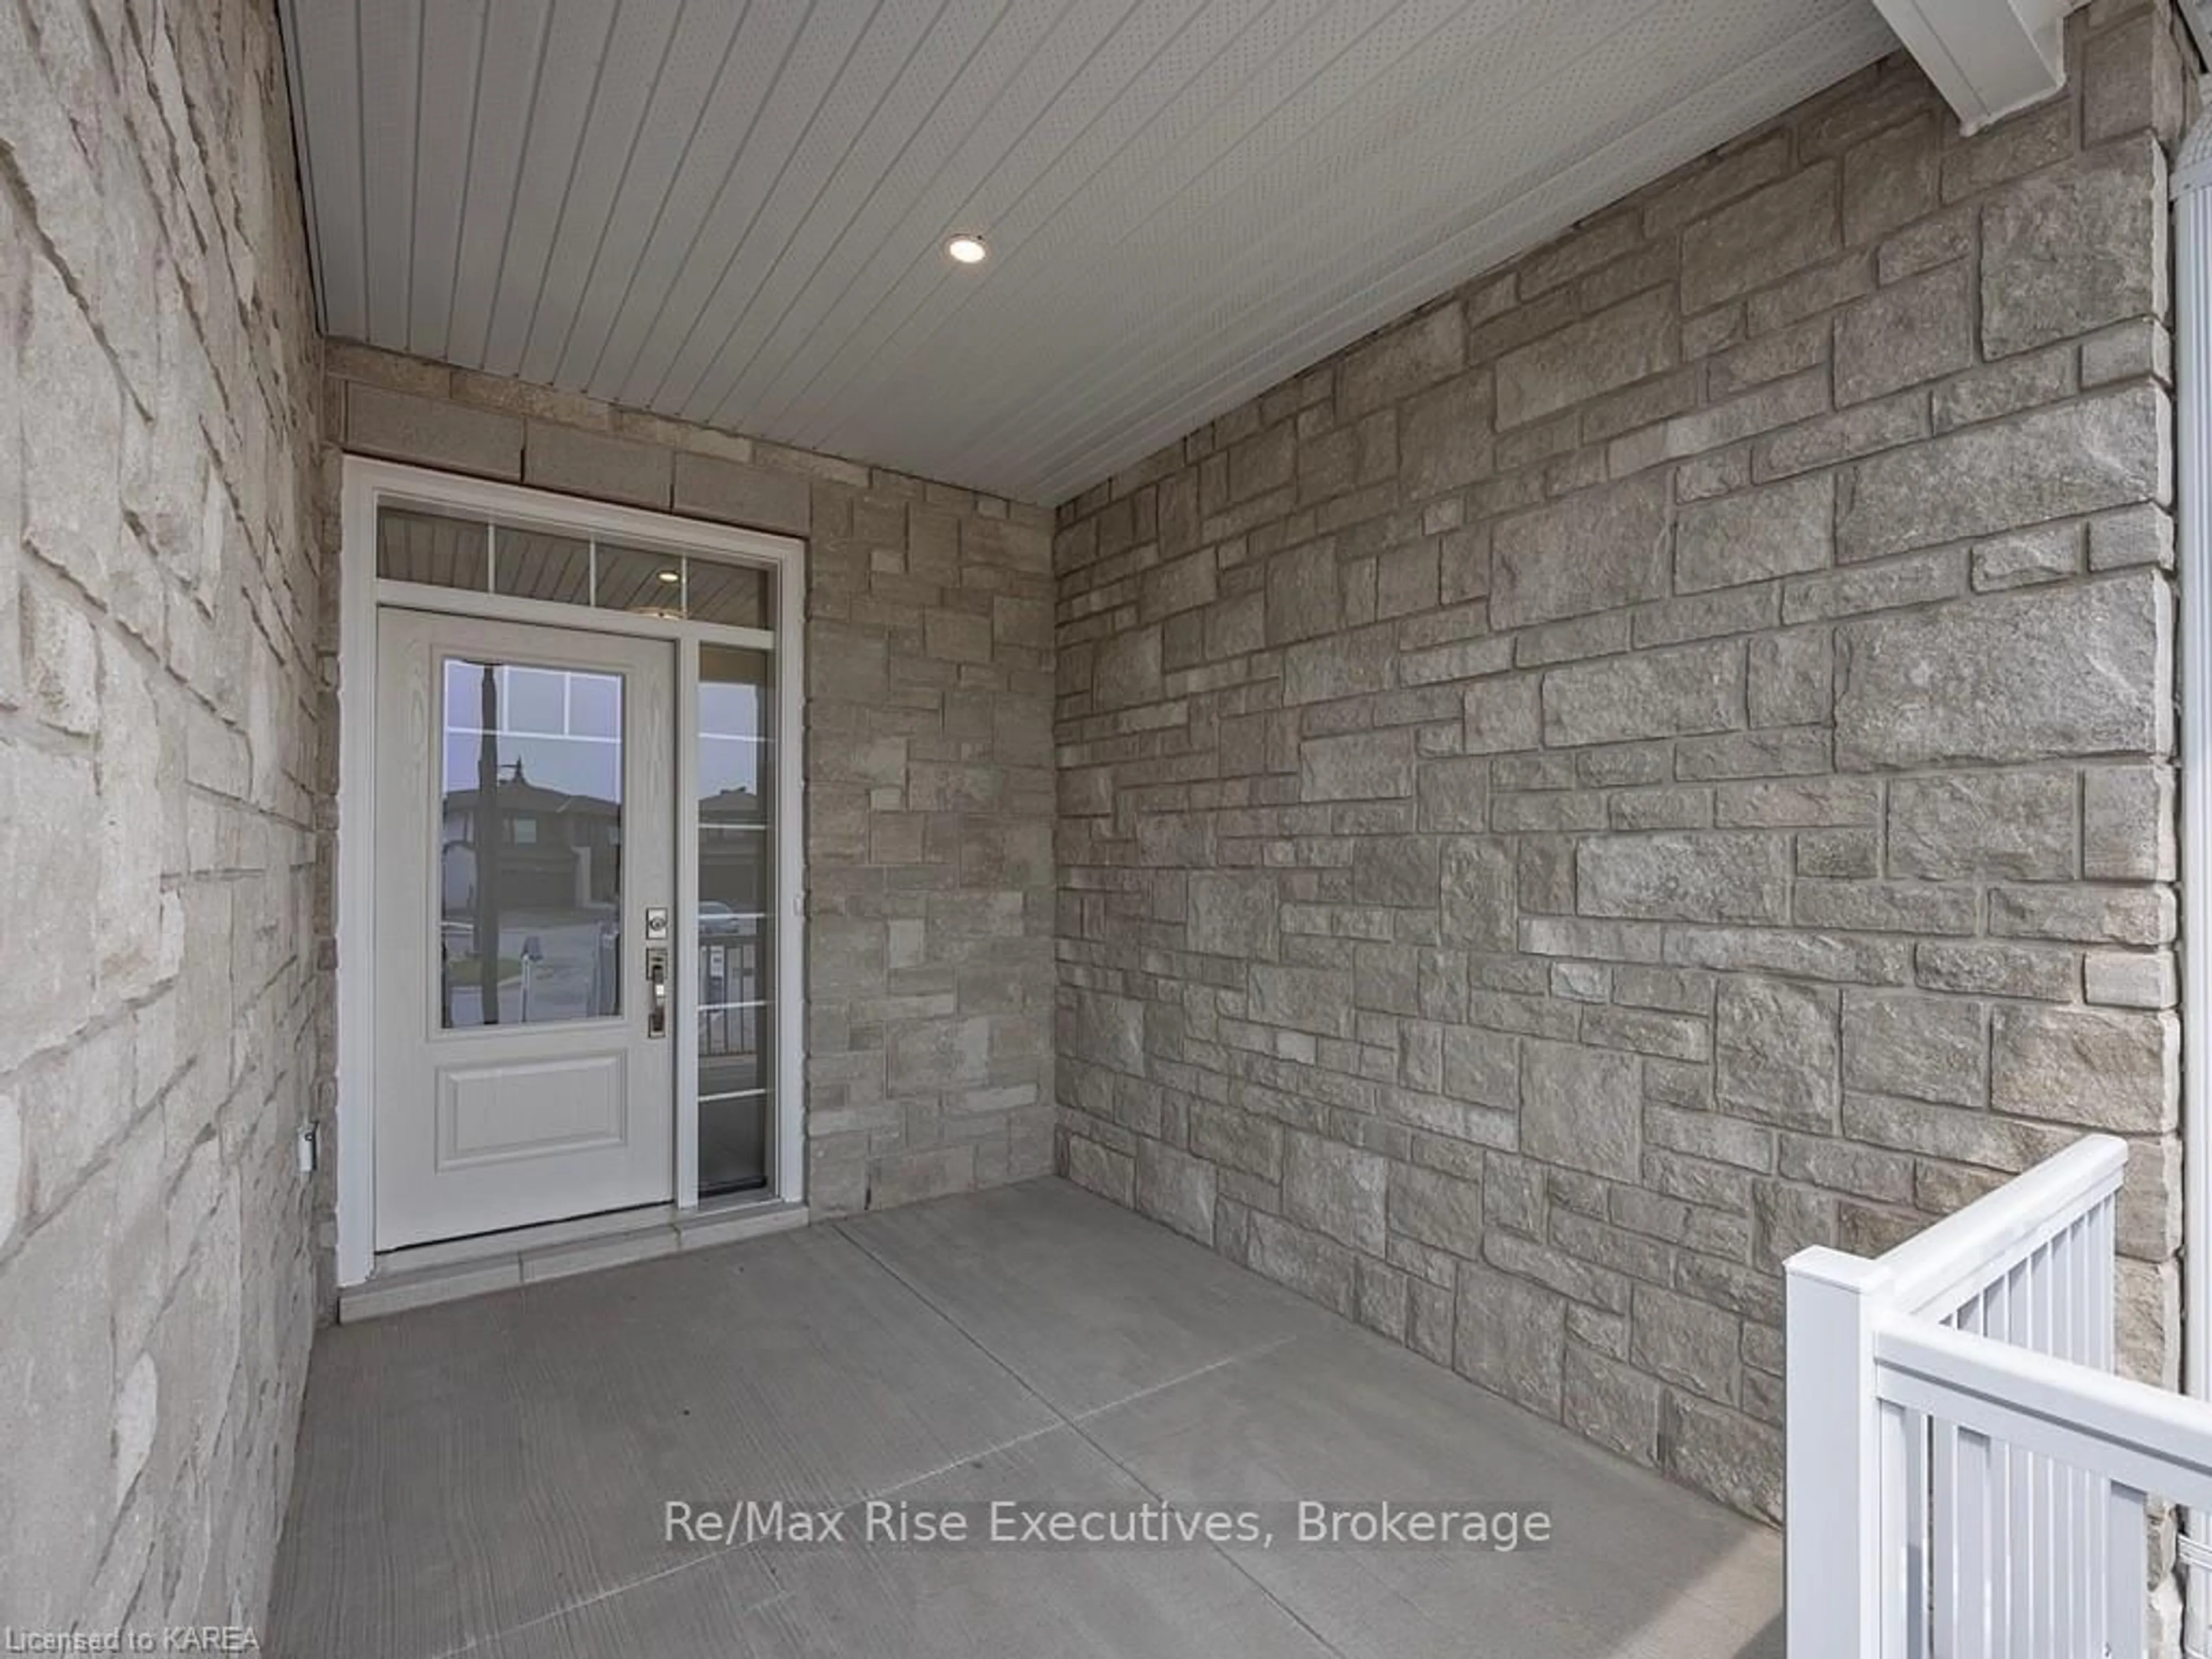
[{"left": 645, "top": 945, "right": 669, "bottom": 1039}]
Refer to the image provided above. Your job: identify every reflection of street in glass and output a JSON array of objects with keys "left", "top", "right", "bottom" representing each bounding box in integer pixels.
[{"left": 441, "top": 912, "right": 617, "bottom": 1024}]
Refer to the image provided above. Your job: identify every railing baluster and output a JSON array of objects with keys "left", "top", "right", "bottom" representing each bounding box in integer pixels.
[
  {"left": 1881, "top": 1400, "right": 1914, "bottom": 1659},
  {"left": 1934, "top": 1406, "right": 1961, "bottom": 1654},
  {"left": 1902, "top": 1405, "right": 1931, "bottom": 1659},
  {"left": 1959, "top": 1427, "right": 1993, "bottom": 1659},
  {"left": 2108, "top": 1484, "right": 2146, "bottom": 1658}
]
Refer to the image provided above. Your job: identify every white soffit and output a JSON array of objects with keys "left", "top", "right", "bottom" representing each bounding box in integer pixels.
[{"left": 282, "top": 0, "right": 1896, "bottom": 505}]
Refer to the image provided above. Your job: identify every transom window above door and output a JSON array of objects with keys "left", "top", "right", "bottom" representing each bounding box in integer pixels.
[{"left": 377, "top": 504, "right": 768, "bottom": 628}]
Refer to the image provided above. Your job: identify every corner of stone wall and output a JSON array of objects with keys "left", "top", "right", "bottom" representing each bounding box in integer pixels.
[{"left": 1051, "top": 0, "right": 2190, "bottom": 1523}]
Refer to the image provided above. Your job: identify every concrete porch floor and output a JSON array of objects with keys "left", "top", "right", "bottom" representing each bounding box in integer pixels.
[{"left": 266, "top": 1180, "right": 1783, "bottom": 1658}]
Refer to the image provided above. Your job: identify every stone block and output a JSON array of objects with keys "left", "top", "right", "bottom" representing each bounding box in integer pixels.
[
  {"left": 1355, "top": 1257, "right": 1411, "bottom": 1341},
  {"left": 1248, "top": 1213, "right": 1358, "bottom": 1316},
  {"left": 1301, "top": 730, "right": 1412, "bottom": 801},
  {"left": 346, "top": 384, "right": 521, "bottom": 478},
  {"left": 1135, "top": 1138, "right": 1217, "bottom": 1244},
  {"left": 1841, "top": 991, "right": 1984, "bottom": 1108},
  {"left": 1835, "top": 575, "right": 2168, "bottom": 768},
  {"left": 1339, "top": 304, "right": 1464, "bottom": 418},
  {"left": 1887, "top": 770, "right": 2077, "bottom": 880},
  {"left": 1283, "top": 622, "right": 1396, "bottom": 704},
  {"left": 1444, "top": 1027, "right": 1518, "bottom": 1110},
  {"left": 872, "top": 1146, "right": 978, "bottom": 1209},
  {"left": 1455, "top": 1259, "right": 1566, "bottom": 1415},
  {"left": 1680, "top": 164, "right": 1840, "bottom": 313},
  {"left": 1440, "top": 838, "right": 1516, "bottom": 952},
  {"left": 1747, "top": 629, "right": 1831, "bottom": 728},
  {"left": 1283, "top": 1132, "right": 1388, "bottom": 1254},
  {"left": 1250, "top": 964, "right": 1355, "bottom": 1037},
  {"left": 1631, "top": 1285, "right": 1738, "bottom": 1404},
  {"left": 671, "top": 451, "right": 813, "bottom": 534},
  {"left": 1065, "top": 1135, "right": 1135, "bottom": 1205},
  {"left": 1355, "top": 837, "right": 1441, "bottom": 909},
  {"left": 523, "top": 421, "right": 671, "bottom": 507},
  {"left": 1577, "top": 832, "right": 1787, "bottom": 924},
  {"left": 1842, "top": 113, "right": 1940, "bottom": 245},
  {"left": 1982, "top": 139, "right": 2165, "bottom": 359},
  {"left": 1990, "top": 1006, "right": 2177, "bottom": 1133},
  {"left": 1491, "top": 472, "right": 1671, "bottom": 628},
  {"left": 23, "top": 266, "right": 123, "bottom": 597},
  {"left": 2084, "top": 13, "right": 2188, "bottom": 147},
  {"left": 1674, "top": 475, "right": 1832, "bottom": 593},
  {"left": 1972, "top": 524, "right": 2080, "bottom": 591},
  {"left": 1191, "top": 1102, "right": 1283, "bottom": 1179},
  {"left": 1266, "top": 540, "right": 1345, "bottom": 643},
  {"left": 1399, "top": 372, "right": 1494, "bottom": 496},
  {"left": 1838, "top": 388, "right": 2166, "bottom": 563},
  {"left": 1541, "top": 642, "right": 1742, "bottom": 748},
  {"left": 1188, "top": 872, "right": 1278, "bottom": 958},
  {"left": 889, "top": 1016, "right": 992, "bottom": 1090},
  {"left": 1716, "top": 978, "right": 1838, "bottom": 1130},
  {"left": 1416, "top": 756, "right": 1490, "bottom": 831},
  {"left": 1915, "top": 942, "right": 2074, "bottom": 1001},
  {"left": 1990, "top": 883, "right": 2173, "bottom": 946},
  {"left": 1060, "top": 991, "right": 1146, "bottom": 1074},
  {"left": 2089, "top": 503, "right": 2175, "bottom": 573},
  {"left": 1834, "top": 262, "right": 1973, "bottom": 406},
  {"left": 1564, "top": 1343, "right": 1663, "bottom": 1463},
  {"left": 0, "top": 744, "right": 100, "bottom": 1072},
  {"left": 1495, "top": 289, "right": 1676, "bottom": 430},
  {"left": 1465, "top": 676, "right": 1541, "bottom": 753},
  {"left": 2085, "top": 952, "right": 2176, "bottom": 1010},
  {"left": 1521, "top": 1039, "right": 1642, "bottom": 1180},
  {"left": 2084, "top": 765, "right": 2175, "bottom": 880},
  {"left": 1662, "top": 1396, "right": 1783, "bottom": 1524},
  {"left": 1389, "top": 1164, "right": 1485, "bottom": 1256},
  {"left": 925, "top": 608, "right": 994, "bottom": 666},
  {"left": 1093, "top": 626, "right": 1163, "bottom": 709},
  {"left": 0, "top": 1180, "right": 116, "bottom": 1624}
]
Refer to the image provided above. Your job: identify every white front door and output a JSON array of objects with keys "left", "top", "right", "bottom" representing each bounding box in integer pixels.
[{"left": 373, "top": 609, "right": 676, "bottom": 1249}]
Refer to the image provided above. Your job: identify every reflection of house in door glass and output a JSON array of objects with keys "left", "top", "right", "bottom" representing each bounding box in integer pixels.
[{"left": 438, "top": 659, "right": 625, "bottom": 1031}]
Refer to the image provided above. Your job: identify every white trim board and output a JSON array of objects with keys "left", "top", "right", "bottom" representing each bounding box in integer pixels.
[{"left": 335, "top": 455, "right": 809, "bottom": 1288}]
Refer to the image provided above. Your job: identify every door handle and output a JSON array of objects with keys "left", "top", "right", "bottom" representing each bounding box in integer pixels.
[{"left": 645, "top": 945, "right": 669, "bottom": 1039}]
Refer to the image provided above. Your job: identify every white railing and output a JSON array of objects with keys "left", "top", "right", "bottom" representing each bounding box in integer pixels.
[{"left": 1787, "top": 1134, "right": 2212, "bottom": 1657}]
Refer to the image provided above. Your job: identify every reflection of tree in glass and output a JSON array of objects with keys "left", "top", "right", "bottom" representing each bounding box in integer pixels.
[{"left": 475, "top": 664, "right": 502, "bottom": 1024}]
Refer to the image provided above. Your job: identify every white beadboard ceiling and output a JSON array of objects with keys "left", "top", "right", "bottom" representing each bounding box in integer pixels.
[{"left": 281, "top": 0, "right": 1896, "bottom": 505}]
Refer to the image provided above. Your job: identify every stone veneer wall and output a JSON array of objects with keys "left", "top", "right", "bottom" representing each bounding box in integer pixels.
[
  {"left": 1054, "top": 7, "right": 2195, "bottom": 1521},
  {"left": 1, "top": 0, "right": 324, "bottom": 1631},
  {"left": 313, "top": 347, "right": 1056, "bottom": 1280}
]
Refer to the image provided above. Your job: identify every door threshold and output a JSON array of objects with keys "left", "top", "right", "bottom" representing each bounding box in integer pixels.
[{"left": 339, "top": 1194, "right": 809, "bottom": 1323}]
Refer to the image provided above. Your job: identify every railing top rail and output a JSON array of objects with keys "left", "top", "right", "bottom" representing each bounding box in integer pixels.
[
  {"left": 1872, "top": 1133, "right": 2127, "bottom": 1320},
  {"left": 1876, "top": 1318, "right": 2212, "bottom": 1512}
]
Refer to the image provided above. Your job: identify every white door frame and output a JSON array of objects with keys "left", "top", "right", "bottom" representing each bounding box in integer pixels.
[{"left": 335, "top": 455, "right": 808, "bottom": 1287}]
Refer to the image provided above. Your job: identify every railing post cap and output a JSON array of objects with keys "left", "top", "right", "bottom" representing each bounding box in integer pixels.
[{"left": 1784, "top": 1245, "right": 1893, "bottom": 1293}]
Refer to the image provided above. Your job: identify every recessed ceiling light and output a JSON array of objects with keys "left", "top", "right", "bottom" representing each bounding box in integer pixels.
[
  {"left": 945, "top": 233, "right": 988, "bottom": 265},
  {"left": 656, "top": 569, "right": 681, "bottom": 584}
]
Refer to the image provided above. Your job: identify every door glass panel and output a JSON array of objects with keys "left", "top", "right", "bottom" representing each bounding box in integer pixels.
[
  {"left": 684, "top": 560, "right": 770, "bottom": 628},
  {"left": 698, "top": 643, "right": 773, "bottom": 1194},
  {"left": 378, "top": 507, "right": 487, "bottom": 589},
  {"left": 492, "top": 527, "right": 592, "bottom": 604},
  {"left": 440, "top": 657, "right": 624, "bottom": 1029},
  {"left": 596, "top": 544, "right": 688, "bottom": 618}
]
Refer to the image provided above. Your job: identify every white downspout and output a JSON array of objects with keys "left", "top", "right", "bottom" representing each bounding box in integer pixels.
[{"left": 2175, "top": 91, "right": 2212, "bottom": 1659}]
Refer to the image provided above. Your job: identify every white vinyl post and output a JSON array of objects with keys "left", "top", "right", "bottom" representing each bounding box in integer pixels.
[
  {"left": 2174, "top": 90, "right": 2212, "bottom": 1659},
  {"left": 1787, "top": 1246, "right": 1895, "bottom": 1659}
]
